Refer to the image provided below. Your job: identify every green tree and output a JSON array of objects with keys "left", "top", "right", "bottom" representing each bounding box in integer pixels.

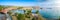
[
  {"left": 0, "top": 5, "right": 8, "bottom": 11},
  {"left": 25, "top": 10, "right": 32, "bottom": 18},
  {"left": 0, "top": 5, "right": 4, "bottom": 11},
  {"left": 17, "top": 7, "right": 23, "bottom": 9},
  {"left": 36, "top": 10, "right": 39, "bottom": 14},
  {"left": 16, "top": 13, "right": 25, "bottom": 20}
]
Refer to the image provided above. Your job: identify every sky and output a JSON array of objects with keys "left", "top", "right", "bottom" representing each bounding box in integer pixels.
[
  {"left": 0, "top": 0, "right": 60, "bottom": 7},
  {"left": 0, "top": 0, "right": 47, "bottom": 6}
]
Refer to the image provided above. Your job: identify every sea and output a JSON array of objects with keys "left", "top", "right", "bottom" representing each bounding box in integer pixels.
[{"left": 11, "top": 7, "right": 60, "bottom": 19}]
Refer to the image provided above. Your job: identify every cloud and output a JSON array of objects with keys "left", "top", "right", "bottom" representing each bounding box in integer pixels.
[{"left": 38, "top": 0, "right": 60, "bottom": 8}]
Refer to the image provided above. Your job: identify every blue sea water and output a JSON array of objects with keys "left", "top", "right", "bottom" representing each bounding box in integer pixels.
[
  {"left": 12, "top": 8, "right": 59, "bottom": 19},
  {"left": 39, "top": 8, "right": 59, "bottom": 19}
]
